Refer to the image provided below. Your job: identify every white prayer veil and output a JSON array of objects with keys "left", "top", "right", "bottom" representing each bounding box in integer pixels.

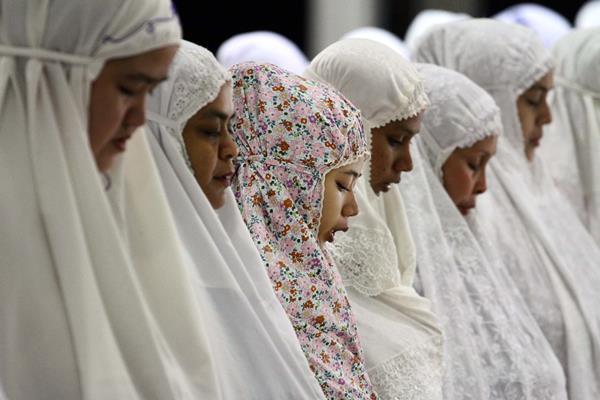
[
  {"left": 404, "top": 9, "right": 470, "bottom": 54},
  {"left": 576, "top": 1, "right": 600, "bottom": 28},
  {"left": 540, "top": 28, "right": 600, "bottom": 244},
  {"left": 341, "top": 27, "right": 410, "bottom": 59},
  {"left": 416, "top": 19, "right": 600, "bottom": 399},
  {"left": 145, "top": 41, "right": 324, "bottom": 399},
  {"left": 493, "top": 3, "right": 572, "bottom": 48},
  {"left": 0, "top": 0, "right": 224, "bottom": 399},
  {"left": 216, "top": 31, "right": 308, "bottom": 74},
  {"left": 305, "top": 38, "right": 444, "bottom": 400},
  {"left": 408, "top": 62, "right": 567, "bottom": 399}
]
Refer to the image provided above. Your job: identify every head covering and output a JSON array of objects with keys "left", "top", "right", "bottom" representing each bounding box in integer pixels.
[
  {"left": 145, "top": 42, "right": 325, "bottom": 399},
  {"left": 417, "top": 65, "right": 502, "bottom": 177},
  {"left": 540, "top": 28, "right": 600, "bottom": 244},
  {"left": 404, "top": 9, "right": 470, "bottom": 53},
  {"left": 576, "top": 1, "right": 600, "bottom": 28},
  {"left": 398, "top": 62, "right": 567, "bottom": 399},
  {"left": 341, "top": 27, "right": 410, "bottom": 59},
  {"left": 493, "top": 3, "right": 571, "bottom": 48},
  {"left": 0, "top": 0, "right": 225, "bottom": 399},
  {"left": 305, "top": 38, "right": 444, "bottom": 399},
  {"left": 229, "top": 62, "right": 375, "bottom": 399},
  {"left": 217, "top": 31, "right": 309, "bottom": 74},
  {"left": 416, "top": 19, "right": 600, "bottom": 399}
]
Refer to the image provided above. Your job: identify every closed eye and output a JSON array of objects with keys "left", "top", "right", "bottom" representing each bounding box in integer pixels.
[{"left": 337, "top": 182, "right": 350, "bottom": 192}]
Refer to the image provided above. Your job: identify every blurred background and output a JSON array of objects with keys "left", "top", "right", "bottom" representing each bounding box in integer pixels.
[{"left": 172, "top": 0, "right": 591, "bottom": 58}]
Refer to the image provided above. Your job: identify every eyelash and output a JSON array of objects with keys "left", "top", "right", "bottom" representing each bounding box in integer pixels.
[
  {"left": 337, "top": 182, "right": 350, "bottom": 193},
  {"left": 119, "top": 85, "right": 136, "bottom": 97},
  {"left": 388, "top": 137, "right": 406, "bottom": 147},
  {"left": 468, "top": 162, "right": 479, "bottom": 171}
]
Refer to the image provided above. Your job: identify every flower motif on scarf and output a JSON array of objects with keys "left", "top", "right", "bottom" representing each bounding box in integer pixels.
[{"left": 230, "top": 62, "right": 376, "bottom": 399}]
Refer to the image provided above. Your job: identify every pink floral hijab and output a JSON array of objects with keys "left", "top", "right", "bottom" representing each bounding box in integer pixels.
[{"left": 229, "top": 62, "right": 375, "bottom": 399}]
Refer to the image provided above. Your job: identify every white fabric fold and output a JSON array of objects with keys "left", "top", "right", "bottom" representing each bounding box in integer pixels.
[
  {"left": 416, "top": 18, "right": 600, "bottom": 399},
  {"left": 408, "top": 62, "right": 568, "bottom": 399},
  {"left": 306, "top": 38, "right": 444, "bottom": 399},
  {"left": 540, "top": 28, "right": 600, "bottom": 244},
  {"left": 145, "top": 41, "right": 325, "bottom": 399},
  {"left": 0, "top": 1, "right": 221, "bottom": 398}
]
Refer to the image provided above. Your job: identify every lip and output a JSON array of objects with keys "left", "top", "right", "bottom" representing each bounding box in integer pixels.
[
  {"left": 214, "top": 171, "right": 234, "bottom": 187},
  {"left": 458, "top": 203, "right": 475, "bottom": 215},
  {"left": 529, "top": 134, "right": 543, "bottom": 147},
  {"left": 111, "top": 135, "right": 132, "bottom": 152},
  {"left": 327, "top": 225, "right": 349, "bottom": 243}
]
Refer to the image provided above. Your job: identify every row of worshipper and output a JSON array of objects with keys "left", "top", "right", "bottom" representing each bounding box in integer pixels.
[{"left": 1, "top": 0, "right": 600, "bottom": 398}]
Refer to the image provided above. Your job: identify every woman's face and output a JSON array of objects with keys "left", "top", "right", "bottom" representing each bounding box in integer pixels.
[
  {"left": 183, "top": 82, "right": 237, "bottom": 209},
  {"left": 89, "top": 45, "right": 178, "bottom": 172},
  {"left": 370, "top": 112, "right": 422, "bottom": 194},
  {"left": 442, "top": 135, "right": 498, "bottom": 215},
  {"left": 516, "top": 71, "right": 553, "bottom": 161},
  {"left": 318, "top": 158, "right": 366, "bottom": 246}
]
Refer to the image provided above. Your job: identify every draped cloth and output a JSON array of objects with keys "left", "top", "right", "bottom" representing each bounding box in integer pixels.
[
  {"left": 0, "top": 0, "right": 222, "bottom": 399},
  {"left": 305, "top": 38, "right": 443, "bottom": 399},
  {"left": 411, "top": 62, "right": 567, "bottom": 399},
  {"left": 229, "top": 62, "right": 376, "bottom": 399},
  {"left": 540, "top": 28, "right": 600, "bottom": 245},
  {"left": 145, "top": 42, "right": 325, "bottom": 399},
  {"left": 416, "top": 18, "right": 600, "bottom": 399}
]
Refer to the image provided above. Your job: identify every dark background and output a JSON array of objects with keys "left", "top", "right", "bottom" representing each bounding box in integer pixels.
[{"left": 173, "top": 1, "right": 588, "bottom": 56}]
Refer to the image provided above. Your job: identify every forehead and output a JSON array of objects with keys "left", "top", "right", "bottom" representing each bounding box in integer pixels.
[
  {"left": 107, "top": 45, "right": 178, "bottom": 77},
  {"left": 195, "top": 82, "right": 234, "bottom": 117},
  {"left": 527, "top": 71, "right": 554, "bottom": 92},
  {"left": 458, "top": 135, "right": 498, "bottom": 154},
  {"left": 383, "top": 112, "right": 423, "bottom": 133},
  {"left": 333, "top": 157, "right": 366, "bottom": 175}
]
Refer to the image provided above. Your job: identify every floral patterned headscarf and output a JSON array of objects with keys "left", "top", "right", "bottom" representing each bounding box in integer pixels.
[{"left": 229, "top": 62, "right": 375, "bottom": 399}]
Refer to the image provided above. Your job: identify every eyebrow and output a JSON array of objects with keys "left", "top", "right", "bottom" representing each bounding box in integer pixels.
[
  {"left": 400, "top": 127, "right": 420, "bottom": 136},
  {"left": 530, "top": 83, "right": 552, "bottom": 93},
  {"left": 124, "top": 73, "right": 169, "bottom": 85},
  {"left": 344, "top": 170, "right": 362, "bottom": 178},
  {"left": 205, "top": 109, "right": 235, "bottom": 120}
]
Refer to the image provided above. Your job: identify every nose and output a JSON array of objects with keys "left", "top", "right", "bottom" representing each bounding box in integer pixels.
[
  {"left": 342, "top": 191, "right": 359, "bottom": 217},
  {"left": 474, "top": 171, "right": 487, "bottom": 195},
  {"left": 539, "top": 100, "right": 552, "bottom": 125},
  {"left": 392, "top": 146, "right": 413, "bottom": 173},
  {"left": 220, "top": 131, "right": 239, "bottom": 160}
]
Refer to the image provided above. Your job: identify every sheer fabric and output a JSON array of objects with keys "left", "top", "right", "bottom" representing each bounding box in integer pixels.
[
  {"left": 145, "top": 42, "right": 325, "bottom": 399},
  {"left": 416, "top": 19, "right": 600, "bottom": 399},
  {"left": 404, "top": 9, "right": 470, "bottom": 53},
  {"left": 0, "top": 0, "right": 221, "bottom": 398},
  {"left": 408, "top": 62, "right": 567, "bottom": 399},
  {"left": 540, "top": 28, "right": 600, "bottom": 244},
  {"left": 305, "top": 38, "right": 444, "bottom": 400},
  {"left": 229, "top": 62, "right": 376, "bottom": 399}
]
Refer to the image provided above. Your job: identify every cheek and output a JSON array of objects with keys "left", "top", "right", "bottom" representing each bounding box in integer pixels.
[
  {"left": 517, "top": 106, "right": 536, "bottom": 138},
  {"left": 88, "top": 86, "right": 127, "bottom": 154},
  {"left": 370, "top": 140, "right": 393, "bottom": 176},
  {"left": 185, "top": 138, "right": 218, "bottom": 185},
  {"left": 319, "top": 185, "right": 341, "bottom": 233},
  {"left": 443, "top": 166, "right": 474, "bottom": 203}
]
